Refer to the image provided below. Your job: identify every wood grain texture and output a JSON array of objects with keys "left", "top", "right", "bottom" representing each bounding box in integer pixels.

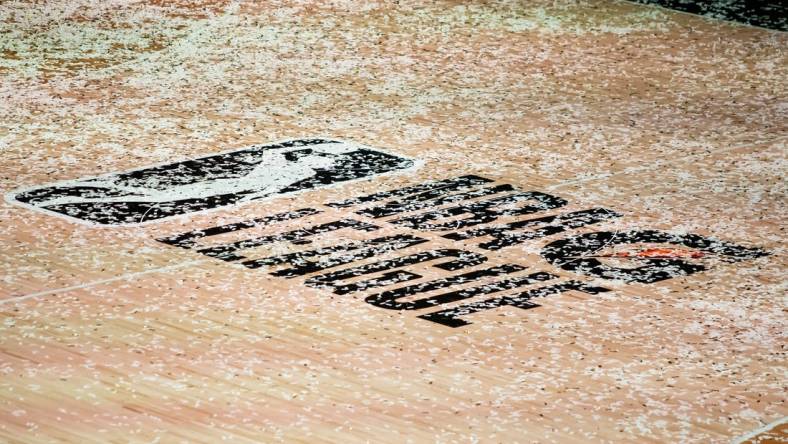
[{"left": 0, "top": 0, "right": 785, "bottom": 442}]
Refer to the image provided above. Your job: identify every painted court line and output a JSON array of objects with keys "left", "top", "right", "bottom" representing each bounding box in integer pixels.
[
  {"left": 0, "top": 260, "right": 210, "bottom": 305},
  {"left": 732, "top": 416, "right": 788, "bottom": 444},
  {"left": 545, "top": 136, "right": 787, "bottom": 191}
]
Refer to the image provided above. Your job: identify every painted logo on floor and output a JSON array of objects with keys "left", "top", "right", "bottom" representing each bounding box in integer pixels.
[
  {"left": 155, "top": 174, "right": 768, "bottom": 328},
  {"left": 9, "top": 138, "right": 767, "bottom": 327},
  {"left": 6, "top": 139, "right": 416, "bottom": 225}
]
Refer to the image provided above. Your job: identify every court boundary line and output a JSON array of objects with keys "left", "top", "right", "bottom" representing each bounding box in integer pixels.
[
  {"left": 545, "top": 136, "right": 787, "bottom": 191},
  {"left": 0, "top": 260, "right": 209, "bottom": 305},
  {"left": 732, "top": 416, "right": 788, "bottom": 444}
]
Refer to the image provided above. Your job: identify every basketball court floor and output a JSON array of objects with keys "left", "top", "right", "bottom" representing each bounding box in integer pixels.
[{"left": 0, "top": 0, "right": 785, "bottom": 442}]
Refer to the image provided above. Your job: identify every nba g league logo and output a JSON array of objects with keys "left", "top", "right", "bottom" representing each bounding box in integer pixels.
[{"left": 8, "top": 139, "right": 768, "bottom": 328}]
